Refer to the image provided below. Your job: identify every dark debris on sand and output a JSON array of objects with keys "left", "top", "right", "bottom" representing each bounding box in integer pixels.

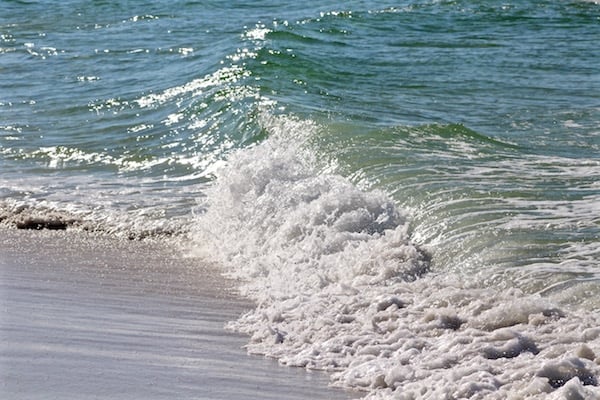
[{"left": 0, "top": 203, "right": 79, "bottom": 231}]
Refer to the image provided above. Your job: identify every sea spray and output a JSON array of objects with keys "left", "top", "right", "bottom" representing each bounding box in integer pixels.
[
  {"left": 191, "top": 113, "right": 600, "bottom": 399},
  {"left": 191, "top": 113, "right": 429, "bottom": 295}
]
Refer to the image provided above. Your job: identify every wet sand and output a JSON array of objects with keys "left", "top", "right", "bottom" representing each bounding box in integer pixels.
[{"left": 0, "top": 229, "right": 356, "bottom": 400}]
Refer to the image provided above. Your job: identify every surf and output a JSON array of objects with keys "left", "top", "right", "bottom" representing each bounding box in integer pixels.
[{"left": 188, "top": 111, "right": 600, "bottom": 399}]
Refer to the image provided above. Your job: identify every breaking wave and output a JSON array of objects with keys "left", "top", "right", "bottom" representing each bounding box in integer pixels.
[{"left": 189, "top": 113, "right": 600, "bottom": 399}]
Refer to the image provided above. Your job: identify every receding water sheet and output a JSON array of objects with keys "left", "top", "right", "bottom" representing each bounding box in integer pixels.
[{"left": 0, "top": 230, "right": 356, "bottom": 400}]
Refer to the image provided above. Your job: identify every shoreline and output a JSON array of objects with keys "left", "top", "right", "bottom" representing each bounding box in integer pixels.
[{"left": 0, "top": 228, "right": 356, "bottom": 400}]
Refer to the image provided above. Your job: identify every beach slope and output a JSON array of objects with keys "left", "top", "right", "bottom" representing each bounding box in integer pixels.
[{"left": 0, "top": 229, "right": 355, "bottom": 400}]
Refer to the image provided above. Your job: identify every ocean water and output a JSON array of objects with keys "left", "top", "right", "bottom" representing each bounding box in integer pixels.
[{"left": 1, "top": 0, "right": 600, "bottom": 398}]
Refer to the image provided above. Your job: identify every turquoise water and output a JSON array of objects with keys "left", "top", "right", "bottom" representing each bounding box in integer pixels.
[{"left": 2, "top": 1, "right": 600, "bottom": 397}]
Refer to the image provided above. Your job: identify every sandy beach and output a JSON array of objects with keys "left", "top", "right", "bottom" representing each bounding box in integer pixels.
[{"left": 0, "top": 229, "right": 356, "bottom": 400}]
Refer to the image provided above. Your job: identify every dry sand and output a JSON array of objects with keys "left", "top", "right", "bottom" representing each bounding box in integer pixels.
[{"left": 0, "top": 229, "right": 356, "bottom": 400}]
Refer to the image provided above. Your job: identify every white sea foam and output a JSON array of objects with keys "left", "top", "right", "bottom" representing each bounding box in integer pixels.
[{"left": 190, "top": 113, "right": 600, "bottom": 399}]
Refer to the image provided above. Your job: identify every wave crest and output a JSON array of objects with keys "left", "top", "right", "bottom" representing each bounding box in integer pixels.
[{"left": 190, "top": 113, "right": 429, "bottom": 299}]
